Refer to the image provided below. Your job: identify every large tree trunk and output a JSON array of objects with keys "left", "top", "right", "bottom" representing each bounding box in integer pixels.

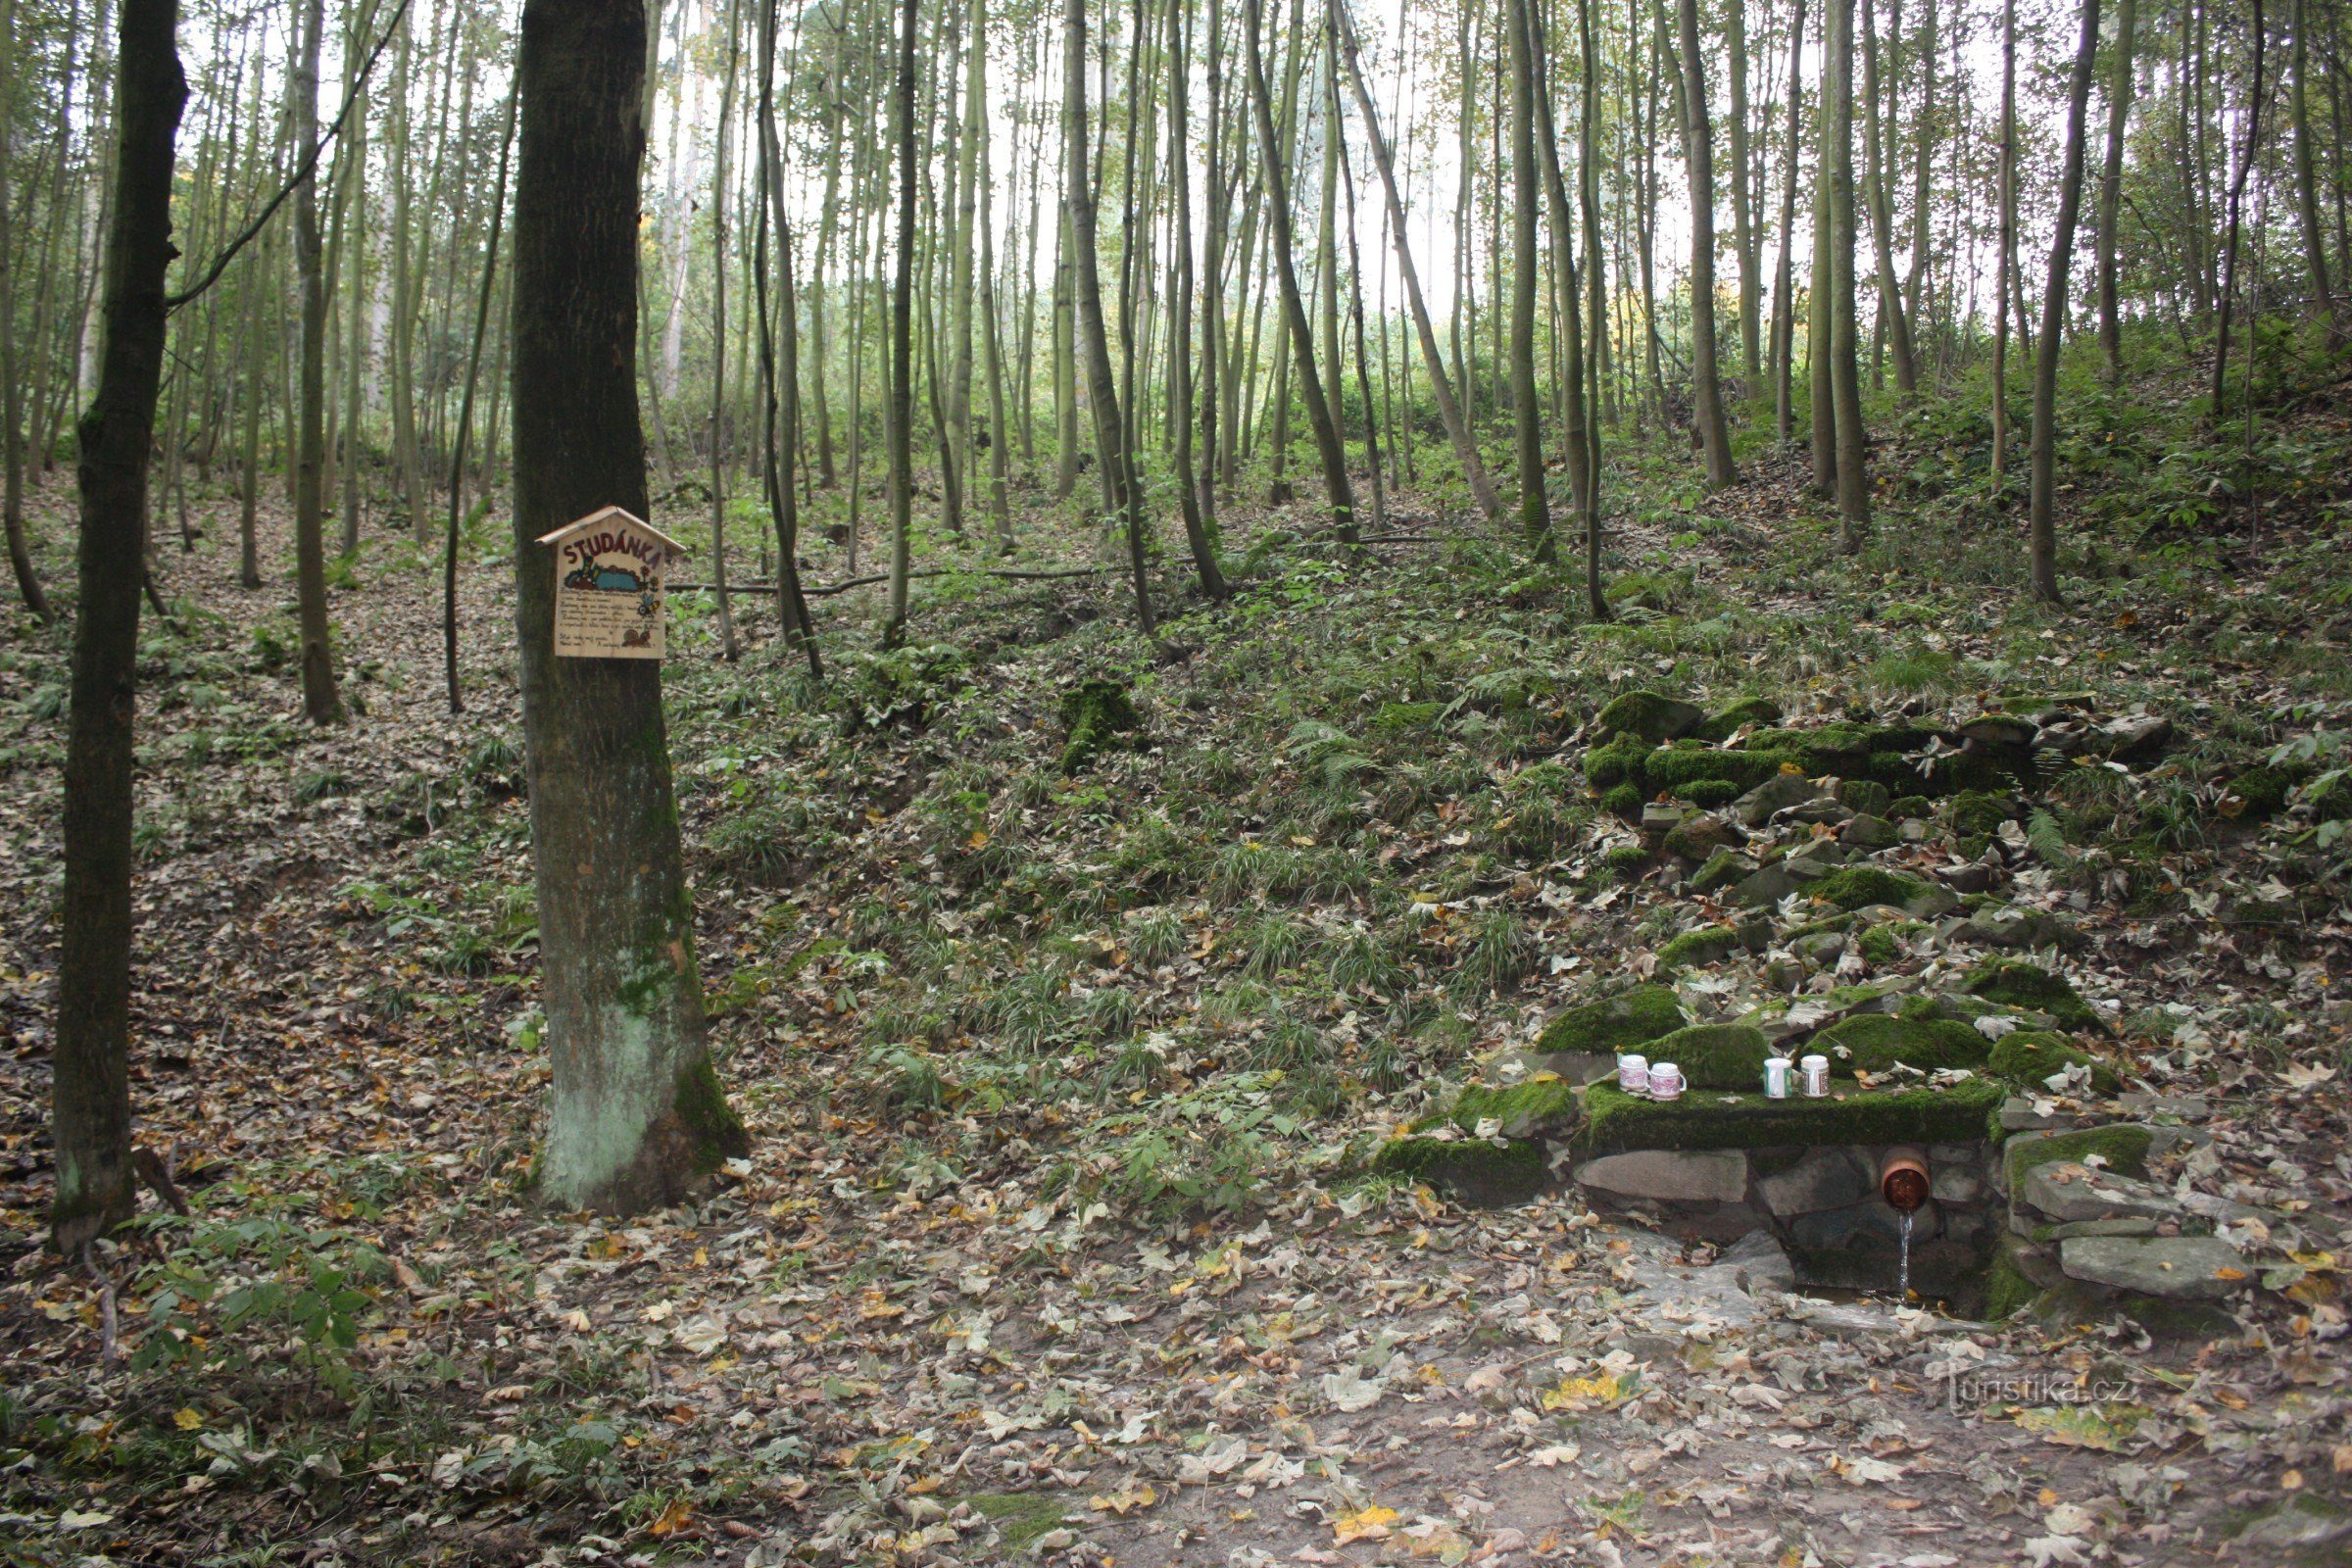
[
  {"left": 2029, "top": 0, "right": 2104, "bottom": 603},
  {"left": 509, "top": 0, "right": 747, "bottom": 1215},
  {"left": 292, "top": 0, "right": 342, "bottom": 725},
  {"left": 54, "top": 0, "right": 185, "bottom": 1254},
  {"left": 886, "top": 0, "right": 916, "bottom": 636},
  {"left": 1245, "top": 0, "right": 1356, "bottom": 539},
  {"left": 1676, "top": 0, "right": 1738, "bottom": 486},
  {"left": 1726, "top": 0, "right": 1760, "bottom": 386},
  {"left": 1334, "top": 0, "right": 1499, "bottom": 520}
]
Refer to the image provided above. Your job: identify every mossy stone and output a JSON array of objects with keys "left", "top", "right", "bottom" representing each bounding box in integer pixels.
[
  {"left": 1989, "top": 1030, "right": 2121, "bottom": 1094},
  {"left": 1966, "top": 959, "right": 2102, "bottom": 1033},
  {"left": 1594, "top": 689, "right": 1705, "bottom": 744},
  {"left": 1641, "top": 1022, "right": 1772, "bottom": 1090},
  {"left": 1887, "top": 794, "right": 1933, "bottom": 820},
  {"left": 2224, "top": 764, "right": 2297, "bottom": 817},
  {"left": 1690, "top": 849, "right": 1755, "bottom": 893},
  {"left": 1578, "top": 1077, "right": 2007, "bottom": 1154},
  {"left": 1370, "top": 1134, "right": 1547, "bottom": 1205},
  {"left": 1584, "top": 733, "right": 1649, "bottom": 790},
  {"left": 1602, "top": 843, "right": 1654, "bottom": 875},
  {"left": 1059, "top": 679, "right": 1143, "bottom": 773},
  {"left": 1643, "top": 745, "right": 1796, "bottom": 793},
  {"left": 1947, "top": 789, "right": 2018, "bottom": 838},
  {"left": 2004, "top": 1123, "right": 2154, "bottom": 1187},
  {"left": 1424, "top": 1077, "right": 1580, "bottom": 1140},
  {"left": 1656, "top": 925, "right": 1743, "bottom": 972},
  {"left": 1984, "top": 1231, "right": 2045, "bottom": 1320},
  {"left": 1808, "top": 865, "right": 1944, "bottom": 914},
  {"left": 1672, "top": 778, "right": 1743, "bottom": 808},
  {"left": 1536, "top": 984, "right": 1687, "bottom": 1056},
  {"left": 1599, "top": 782, "right": 1643, "bottom": 818},
  {"left": 1695, "top": 696, "right": 1785, "bottom": 743},
  {"left": 1836, "top": 778, "right": 1891, "bottom": 816},
  {"left": 1856, "top": 925, "right": 1904, "bottom": 965},
  {"left": 1812, "top": 1012, "right": 1989, "bottom": 1074}
]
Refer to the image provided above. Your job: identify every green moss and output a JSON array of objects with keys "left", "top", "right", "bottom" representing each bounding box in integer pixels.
[
  {"left": 1424, "top": 1077, "right": 1580, "bottom": 1139},
  {"left": 1671, "top": 778, "right": 1742, "bottom": 808},
  {"left": 1887, "top": 794, "right": 1932, "bottom": 820},
  {"left": 968, "top": 1492, "right": 1069, "bottom": 1552},
  {"left": 2004, "top": 1124, "right": 2154, "bottom": 1187},
  {"left": 1988, "top": 1031, "right": 2121, "bottom": 1093},
  {"left": 1584, "top": 733, "right": 1649, "bottom": 789},
  {"left": 1808, "top": 865, "right": 1936, "bottom": 912},
  {"left": 1578, "top": 1077, "right": 2007, "bottom": 1153},
  {"left": 2225, "top": 764, "right": 2297, "bottom": 818},
  {"left": 1856, "top": 925, "right": 1903, "bottom": 965},
  {"left": 1812, "top": 1012, "right": 1989, "bottom": 1073},
  {"left": 1965, "top": 959, "right": 2102, "bottom": 1032},
  {"left": 1370, "top": 1134, "right": 1546, "bottom": 1204},
  {"left": 1947, "top": 789, "right": 2017, "bottom": 837},
  {"left": 1536, "top": 984, "right": 1687, "bottom": 1056},
  {"left": 1642, "top": 746, "right": 1797, "bottom": 793},
  {"left": 1694, "top": 696, "right": 1784, "bottom": 743},
  {"left": 1656, "top": 925, "right": 1743, "bottom": 972},
  {"left": 1602, "top": 843, "right": 1653, "bottom": 875},
  {"left": 1641, "top": 1022, "right": 1771, "bottom": 1090},
  {"left": 1984, "top": 1232, "right": 2044, "bottom": 1321},
  {"left": 672, "top": 1054, "right": 753, "bottom": 1171},
  {"left": 1599, "top": 782, "right": 1643, "bottom": 818},
  {"left": 1059, "top": 679, "right": 1143, "bottom": 773},
  {"left": 1593, "top": 690, "right": 1703, "bottom": 744}
]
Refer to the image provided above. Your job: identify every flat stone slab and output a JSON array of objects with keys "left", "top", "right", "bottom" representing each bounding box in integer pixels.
[
  {"left": 2057, "top": 1235, "right": 2246, "bottom": 1301},
  {"left": 1757, "top": 1148, "right": 1873, "bottom": 1217},
  {"left": 2019, "top": 1161, "right": 2184, "bottom": 1226},
  {"left": 1574, "top": 1149, "right": 1749, "bottom": 1203}
]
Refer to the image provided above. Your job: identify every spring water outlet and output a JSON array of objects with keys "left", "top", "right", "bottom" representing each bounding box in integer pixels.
[{"left": 1879, "top": 1147, "right": 1930, "bottom": 1212}]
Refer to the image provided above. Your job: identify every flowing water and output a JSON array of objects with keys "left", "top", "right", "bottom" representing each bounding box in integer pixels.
[{"left": 1897, "top": 1209, "right": 1914, "bottom": 1298}]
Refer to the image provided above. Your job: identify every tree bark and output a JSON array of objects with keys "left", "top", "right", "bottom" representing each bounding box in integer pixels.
[
  {"left": 292, "top": 0, "right": 342, "bottom": 724},
  {"left": 1771, "top": 0, "right": 1805, "bottom": 445},
  {"left": 1171, "top": 0, "right": 1229, "bottom": 598},
  {"left": 1825, "top": 0, "right": 1870, "bottom": 536},
  {"left": 509, "top": 0, "right": 748, "bottom": 1214},
  {"left": 1677, "top": 0, "right": 1739, "bottom": 485},
  {"left": 2289, "top": 0, "right": 2336, "bottom": 333},
  {"left": 1245, "top": 0, "right": 1356, "bottom": 538},
  {"left": 2095, "top": 0, "right": 2138, "bottom": 375},
  {"left": 2028, "top": 0, "right": 2103, "bottom": 603},
  {"left": 1503, "top": 0, "right": 1550, "bottom": 560},
  {"left": 0, "top": 0, "right": 54, "bottom": 622},
  {"left": 54, "top": 0, "right": 185, "bottom": 1253},
  {"left": 1992, "top": 0, "right": 2016, "bottom": 483}
]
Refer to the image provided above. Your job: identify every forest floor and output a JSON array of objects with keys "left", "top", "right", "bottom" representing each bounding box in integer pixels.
[{"left": 4, "top": 367, "right": 2352, "bottom": 1567}]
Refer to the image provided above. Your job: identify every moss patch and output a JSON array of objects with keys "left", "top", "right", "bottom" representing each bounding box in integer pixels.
[
  {"left": 1370, "top": 1134, "right": 1546, "bottom": 1205},
  {"left": 1812, "top": 1013, "right": 1990, "bottom": 1074},
  {"left": 674, "top": 1054, "right": 753, "bottom": 1170},
  {"left": 1656, "top": 925, "right": 1744, "bottom": 972},
  {"left": 1578, "top": 1077, "right": 2006, "bottom": 1154},
  {"left": 1059, "top": 679, "right": 1143, "bottom": 773},
  {"left": 1423, "top": 1077, "right": 1579, "bottom": 1139},
  {"left": 1984, "top": 1232, "right": 2044, "bottom": 1321},
  {"left": 1594, "top": 690, "right": 1704, "bottom": 744},
  {"left": 1642, "top": 1022, "right": 1772, "bottom": 1090},
  {"left": 1966, "top": 960, "right": 2103, "bottom": 1032},
  {"left": 1694, "top": 696, "right": 1784, "bottom": 743},
  {"left": 1808, "top": 865, "right": 1943, "bottom": 913},
  {"left": 2004, "top": 1123, "right": 2154, "bottom": 1187},
  {"left": 1535, "top": 984, "right": 1686, "bottom": 1056},
  {"left": 1642, "top": 745, "right": 1797, "bottom": 794},
  {"left": 968, "top": 1492, "right": 1069, "bottom": 1553},
  {"left": 1988, "top": 1030, "right": 2122, "bottom": 1094}
]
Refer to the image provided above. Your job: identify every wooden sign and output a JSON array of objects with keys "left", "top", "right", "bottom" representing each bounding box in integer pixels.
[{"left": 536, "top": 507, "right": 688, "bottom": 660}]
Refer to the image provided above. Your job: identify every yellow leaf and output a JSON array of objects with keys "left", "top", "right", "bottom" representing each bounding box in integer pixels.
[
  {"left": 2013, "top": 1404, "right": 2144, "bottom": 1450},
  {"left": 1540, "top": 1371, "right": 1634, "bottom": 1412},
  {"left": 1333, "top": 1504, "right": 1399, "bottom": 1544},
  {"left": 1089, "top": 1484, "right": 1157, "bottom": 1516},
  {"left": 172, "top": 1407, "right": 203, "bottom": 1432},
  {"left": 648, "top": 1496, "right": 696, "bottom": 1537}
]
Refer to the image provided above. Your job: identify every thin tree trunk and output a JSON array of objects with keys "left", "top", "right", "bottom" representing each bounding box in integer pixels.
[
  {"left": 1726, "top": 0, "right": 1760, "bottom": 386},
  {"left": 709, "top": 0, "right": 742, "bottom": 661},
  {"left": 445, "top": 76, "right": 517, "bottom": 714},
  {"left": 1992, "top": 0, "right": 2015, "bottom": 483},
  {"left": 292, "top": 0, "right": 342, "bottom": 724},
  {"left": 1771, "top": 0, "right": 1805, "bottom": 444},
  {"left": 1825, "top": 0, "right": 1869, "bottom": 535},
  {"left": 1678, "top": 0, "right": 1739, "bottom": 484},
  {"left": 2095, "top": 0, "right": 2138, "bottom": 374},
  {"left": 0, "top": 0, "right": 54, "bottom": 622},
  {"left": 2029, "top": 0, "right": 2104, "bottom": 603},
  {"left": 1172, "top": 0, "right": 1229, "bottom": 597},
  {"left": 55, "top": 0, "right": 185, "bottom": 1253},
  {"left": 1334, "top": 0, "right": 1500, "bottom": 519},
  {"left": 2211, "top": 0, "right": 2265, "bottom": 417},
  {"left": 1246, "top": 0, "right": 1356, "bottom": 538},
  {"left": 1858, "top": 0, "right": 1917, "bottom": 394},
  {"left": 2289, "top": 0, "right": 2336, "bottom": 333},
  {"left": 1503, "top": 0, "right": 1550, "bottom": 560},
  {"left": 886, "top": 0, "right": 918, "bottom": 637}
]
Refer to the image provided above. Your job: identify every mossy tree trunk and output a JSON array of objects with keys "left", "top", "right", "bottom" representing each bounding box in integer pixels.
[
  {"left": 510, "top": 0, "right": 747, "bottom": 1214},
  {"left": 54, "top": 0, "right": 186, "bottom": 1252}
]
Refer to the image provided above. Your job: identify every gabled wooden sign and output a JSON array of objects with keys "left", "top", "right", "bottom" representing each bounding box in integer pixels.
[{"left": 535, "top": 507, "right": 688, "bottom": 660}]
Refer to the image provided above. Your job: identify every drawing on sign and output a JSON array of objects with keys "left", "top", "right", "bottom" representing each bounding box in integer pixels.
[{"left": 536, "top": 507, "right": 688, "bottom": 660}]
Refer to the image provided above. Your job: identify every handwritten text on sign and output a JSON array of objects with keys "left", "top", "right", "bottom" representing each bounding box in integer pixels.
[{"left": 535, "top": 507, "right": 688, "bottom": 660}]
